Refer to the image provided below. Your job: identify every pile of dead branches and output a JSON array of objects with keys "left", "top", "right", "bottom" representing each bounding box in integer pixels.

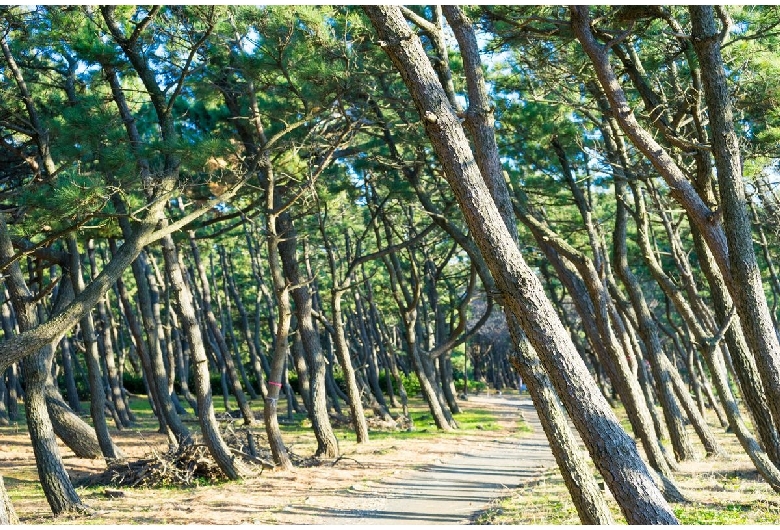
[
  {"left": 81, "top": 444, "right": 228, "bottom": 488},
  {"left": 222, "top": 426, "right": 319, "bottom": 468}
]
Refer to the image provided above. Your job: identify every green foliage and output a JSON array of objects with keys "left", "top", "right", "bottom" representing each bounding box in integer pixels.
[
  {"left": 17, "top": 171, "right": 110, "bottom": 235},
  {"left": 378, "top": 369, "right": 421, "bottom": 397},
  {"left": 122, "top": 372, "right": 147, "bottom": 395},
  {"left": 56, "top": 372, "right": 90, "bottom": 401}
]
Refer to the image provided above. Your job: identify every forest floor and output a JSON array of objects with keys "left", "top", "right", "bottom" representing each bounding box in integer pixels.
[
  {"left": 1, "top": 392, "right": 551, "bottom": 524},
  {"left": 4, "top": 392, "right": 780, "bottom": 524}
]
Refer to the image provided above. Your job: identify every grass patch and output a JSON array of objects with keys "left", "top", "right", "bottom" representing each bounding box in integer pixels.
[{"left": 475, "top": 403, "right": 780, "bottom": 525}]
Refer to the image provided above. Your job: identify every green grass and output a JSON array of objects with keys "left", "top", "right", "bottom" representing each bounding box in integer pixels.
[
  {"left": 474, "top": 402, "right": 780, "bottom": 526},
  {"left": 475, "top": 468, "right": 780, "bottom": 525},
  {"left": 273, "top": 399, "right": 518, "bottom": 442}
]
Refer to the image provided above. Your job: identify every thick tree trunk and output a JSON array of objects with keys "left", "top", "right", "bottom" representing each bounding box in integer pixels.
[
  {"left": 45, "top": 388, "right": 102, "bottom": 459},
  {"left": 507, "top": 316, "right": 614, "bottom": 524},
  {"left": 364, "top": 7, "right": 677, "bottom": 523},
  {"left": 380, "top": 18, "right": 613, "bottom": 511},
  {"left": 0, "top": 216, "right": 88, "bottom": 515}
]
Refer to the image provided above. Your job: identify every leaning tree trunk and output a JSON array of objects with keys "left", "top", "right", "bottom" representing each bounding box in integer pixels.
[
  {"left": 608, "top": 139, "right": 721, "bottom": 459},
  {"left": 631, "top": 183, "right": 780, "bottom": 492},
  {"left": 87, "top": 239, "right": 131, "bottom": 427},
  {"left": 651, "top": 186, "right": 780, "bottom": 466},
  {"left": 690, "top": 5, "right": 780, "bottom": 443},
  {"left": 188, "top": 232, "right": 254, "bottom": 425},
  {"left": 0, "top": 216, "right": 87, "bottom": 516},
  {"left": 330, "top": 290, "right": 371, "bottom": 441},
  {"left": 507, "top": 317, "right": 614, "bottom": 524},
  {"left": 45, "top": 389, "right": 102, "bottom": 459},
  {"left": 364, "top": 7, "right": 677, "bottom": 523}
]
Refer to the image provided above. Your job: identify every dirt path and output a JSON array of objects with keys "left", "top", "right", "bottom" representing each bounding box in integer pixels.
[{"left": 277, "top": 395, "right": 556, "bottom": 525}]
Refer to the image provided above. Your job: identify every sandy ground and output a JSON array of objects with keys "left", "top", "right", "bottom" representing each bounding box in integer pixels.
[
  {"left": 277, "top": 396, "right": 555, "bottom": 524},
  {"left": 1, "top": 394, "right": 550, "bottom": 525}
]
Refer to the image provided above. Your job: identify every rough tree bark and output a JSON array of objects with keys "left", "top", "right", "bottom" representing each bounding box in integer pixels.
[
  {"left": 689, "top": 5, "right": 780, "bottom": 443},
  {"left": 160, "top": 233, "right": 250, "bottom": 479},
  {"left": 276, "top": 212, "right": 339, "bottom": 457},
  {"left": 0, "top": 475, "right": 19, "bottom": 525},
  {"left": 0, "top": 216, "right": 88, "bottom": 516}
]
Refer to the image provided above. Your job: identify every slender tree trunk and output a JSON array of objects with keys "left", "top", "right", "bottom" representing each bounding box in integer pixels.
[
  {"left": 221, "top": 246, "right": 266, "bottom": 400},
  {"left": 58, "top": 335, "right": 82, "bottom": 413},
  {"left": 330, "top": 290, "right": 370, "bottom": 441},
  {"left": 140, "top": 251, "right": 190, "bottom": 444},
  {"left": 188, "top": 232, "right": 254, "bottom": 425},
  {"left": 160, "top": 233, "right": 249, "bottom": 479},
  {"left": 0, "top": 372, "right": 8, "bottom": 426},
  {"left": 630, "top": 184, "right": 780, "bottom": 490},
  {"left": 87, "top": 240, "right": 130, "bottom": 427},
  {"left": 264, "top": 173, "right": 295, "bottom": 469},
  {"left": 689, "top": 5, "right": 780, "bottom": 442},
  {"left": 67, "top": 236, "right": 121, "bottom": 460}
]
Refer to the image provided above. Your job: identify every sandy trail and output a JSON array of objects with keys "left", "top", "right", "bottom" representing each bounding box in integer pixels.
[{"left": 278, "top": 395, "right": 556, "bottom": 524}]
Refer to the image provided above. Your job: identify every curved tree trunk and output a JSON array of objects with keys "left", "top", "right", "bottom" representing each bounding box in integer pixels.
[
  {"left": 0, "top": 215, "right": 88, "bottom": 516},
  {"left": 264, "top": 173, "right": 295, "bottom": 470},
  {"left": 689, "top": 5, "right": 780, "bottom": 450},
  {"left": 45, "top": 387, "right": 102, "bottom": 459}
]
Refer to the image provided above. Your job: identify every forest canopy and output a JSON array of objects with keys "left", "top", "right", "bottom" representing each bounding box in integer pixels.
[{"left": 1, "top": 5, "right": 780, "bottom": 525}]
